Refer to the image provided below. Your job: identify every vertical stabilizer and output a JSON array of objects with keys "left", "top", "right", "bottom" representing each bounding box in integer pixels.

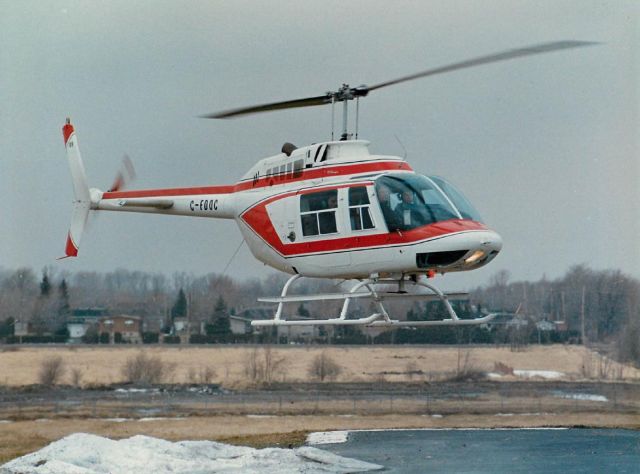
[{"left": 61, "top": 118, "right": 91, "bottom": 258}]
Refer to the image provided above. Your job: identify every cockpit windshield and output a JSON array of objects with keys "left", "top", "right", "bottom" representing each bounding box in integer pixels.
[
  {"left": 429, "top": 176, "right": 483, "bottom": 222},
  {"left": 375, "top": 174, "right": 459, "bottom": 231}
]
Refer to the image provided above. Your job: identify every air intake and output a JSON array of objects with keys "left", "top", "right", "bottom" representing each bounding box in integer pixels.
[{"left": 416, "top": 250, "right": 468, "bottom": 268}]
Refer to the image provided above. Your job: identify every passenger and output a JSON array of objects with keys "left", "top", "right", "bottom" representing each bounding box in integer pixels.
[{"left": 377, "top": 184, "right": 402, "bottom": 231}]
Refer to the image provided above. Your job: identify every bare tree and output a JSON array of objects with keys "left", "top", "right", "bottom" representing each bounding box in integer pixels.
[
  {"left": 70, "top": 367, "right": 83, "bottom": 387},
  {"left": 243, "top": 348, "right": 263, "bottom": 382},
  {"left": 243, "top": 347, "right": 284, "bottom": 384},
  {"left": 262, "top": 346, "right": 284, "bottom": 383}
]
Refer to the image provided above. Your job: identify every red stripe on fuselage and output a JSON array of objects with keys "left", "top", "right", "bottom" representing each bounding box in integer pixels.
[
  {"left": 101, "top": 160, "right": 411, "bottom": 200},
  {"left": 240, "top": 184, "right": 488, "bottom": 257},
  {"left": 103, "top": 185, "right": 235, "bottom": 199}
]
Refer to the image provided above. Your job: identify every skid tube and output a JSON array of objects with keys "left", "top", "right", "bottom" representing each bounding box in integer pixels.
[{"left": 251, "top": 274, "right": 496, "bottom": 327}]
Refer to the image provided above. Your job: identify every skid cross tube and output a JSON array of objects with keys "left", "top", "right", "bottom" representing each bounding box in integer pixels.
[{"left": 251, "top": 276, "right": 494, "bottom": 327}]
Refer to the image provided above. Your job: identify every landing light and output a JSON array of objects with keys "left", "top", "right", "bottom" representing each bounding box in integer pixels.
[{"left": 465, "top": 250, "right": 485, "bottom": 265}]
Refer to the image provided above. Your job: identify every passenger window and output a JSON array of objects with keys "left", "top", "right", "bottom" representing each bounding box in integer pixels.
[
  {"left": 349, "top": 187, "right": 374, "bottom": 231},
  {"left": 300, "top": 190, "right": 338, "bottom": 237},
  {"left": 286, "top": 162, "right": 293, "bottom": 176},
  {"left": 279, "top": 165, "right": 286, "bottom": 180},
  {"left": 293, "top": 159, "right": 303, "bottom": 178}
]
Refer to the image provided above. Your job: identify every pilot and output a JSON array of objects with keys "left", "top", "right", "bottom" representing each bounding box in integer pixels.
[
  {"left": 377, "top": 184, "right": 402, "bottom": 231},
  {"left": 397, "top": 190, "right": 428, "bottom": 229}
]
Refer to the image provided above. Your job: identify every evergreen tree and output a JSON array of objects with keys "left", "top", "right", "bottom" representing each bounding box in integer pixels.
[
  {"left": 39, "top": 272, "right": 51, "bottom": 297},
  {"left": 32, "top": 271, "right": 53, "bottom": 335},
  {"left": 207, "top": 296, "right": 231, "bottom": 342},
  {"left": 57, "top": 279, "right": 71, "bottom": 321},
  {"left": 0, "top": 318, "right": 14, "bottom": 339},
  {"left": 171, "top": 288, "right": 187, "bottom": 320}
]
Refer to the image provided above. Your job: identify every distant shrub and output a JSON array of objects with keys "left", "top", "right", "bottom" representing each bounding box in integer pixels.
[
  {"left": 82, "top": 327, "right": 99, "bottom": 344},
  {"left": 189, "top": 334, "right": 210, "bottom": 344},
  {"left": 163, "top": 336, "right": 181, "bottom": 344},
  {"left": 187, "top": 365, "right": 217, "bottom": 384},
  {"left": 39, "top": 355, "right": 66, "bottom": 386},
  {"left": 308, "top": 351, "right": 342, "bottom": 382},
  {"left": 99, "top": 332, "right": 110, "bottom": 344},
  {"left": 121, "top": 352, "right": 175, "bottom": 384},
  {"left": 142, "top": 332, "right": 159, "bottom": 344},
  {"left": 114, "top": 332, "right": 123, "bottom": 344}
]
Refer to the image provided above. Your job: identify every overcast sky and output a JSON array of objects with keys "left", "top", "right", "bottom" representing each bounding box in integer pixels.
[{"left": 1, "top": 1, "right": 638, "bottom": 289}]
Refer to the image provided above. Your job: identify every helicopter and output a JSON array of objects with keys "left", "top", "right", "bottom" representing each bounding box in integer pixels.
[{"left": 61, "top": 41, "right": 595, "bottom": 328}]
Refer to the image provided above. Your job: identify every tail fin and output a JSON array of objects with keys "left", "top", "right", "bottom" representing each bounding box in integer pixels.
[{"left": 60, "top": 118, "right": 91, "bottom": 259}]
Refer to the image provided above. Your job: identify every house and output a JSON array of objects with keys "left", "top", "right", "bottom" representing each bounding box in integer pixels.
[
  {"left": 66, "top": 308, "right": 109, "bottom": 342},
  {"left": 535, "top": 319, "right": 556, "bottom": 332},
  {"left": 229, "top": 315, "right": 253, "bottom": 335},
  {"left": 170, "top": 316, "right": 191, "bottom": 343},
  {"left": 234, "top": 307, "right": 319, "bottom": 342},
  {"left": 13, "top": 321, "right": 34, "bottom": 337},
  {"left": 98, "top": 315, "right": 142, "bottom": 343}
]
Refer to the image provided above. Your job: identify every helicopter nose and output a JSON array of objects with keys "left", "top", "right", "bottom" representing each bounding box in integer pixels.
[{"left": 464, "top": 230, "right": 502, "bottom": 267}]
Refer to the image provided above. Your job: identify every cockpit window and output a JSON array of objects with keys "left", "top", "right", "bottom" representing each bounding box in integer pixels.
[
  {"left": 429, "top": 176, "right": 483, "bottom": 222},
  {"left": 375, "top": 174, "right": 460, "bottom": 231}
]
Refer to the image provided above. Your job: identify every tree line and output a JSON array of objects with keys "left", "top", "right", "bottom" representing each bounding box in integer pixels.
[{"left": 0, "top": 264, "right": 637, "bottom": 364}]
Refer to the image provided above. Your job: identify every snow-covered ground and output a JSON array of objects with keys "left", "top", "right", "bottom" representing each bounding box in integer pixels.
[
  {"left": 0, "top": 433, "right": 383, "bottom": 474},
  {"left": 554, "top": 392, "right": 608, "bottom": 402},
  {"left": 488, "top": 370, "right": 565, "bottom": 380}
]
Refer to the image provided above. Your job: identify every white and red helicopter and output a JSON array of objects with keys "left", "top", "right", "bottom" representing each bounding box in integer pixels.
[{"left": 61, "top": 41, "right": 595, "bottom": 328}]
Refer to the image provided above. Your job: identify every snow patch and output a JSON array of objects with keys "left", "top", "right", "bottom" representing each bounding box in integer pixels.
[
  {"left": 114, "top": 388, "right": 159, "bottom": 394},
  {"left": 306, "top": 431, "right": 349, "bottom": 445},
  {"left": 0, "top": 433, "right": 383, "bottom": 473},
  {"left": 137, "top": 417, "right": 187, "bottom": 422},
  {"left": 513, "top": 370, "right": 564, "bottom": 379},
  {"left": 555, "top": 392, "right": 608, "bottom": 402}
]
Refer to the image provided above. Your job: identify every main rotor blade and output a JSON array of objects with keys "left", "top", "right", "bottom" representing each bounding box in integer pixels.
[
  {"left": 202, "top": 94, "right": 331, "bottom": 119},
  {"left": 366, "top": 41, "right": 599, "bottom": 92}
]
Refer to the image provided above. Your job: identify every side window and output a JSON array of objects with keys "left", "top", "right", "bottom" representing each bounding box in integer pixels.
[
  {"left": 279, "top": 164, "right": 286, "bottom": 181},
  {"left": 293, "top": 159, "right": 303, "bottom": 178},
  {"left": 349, "top": 187, "right": 374, "bottom": 231},
  {"left": 300, "top": 190, "right": 338, "bottom": 237}
]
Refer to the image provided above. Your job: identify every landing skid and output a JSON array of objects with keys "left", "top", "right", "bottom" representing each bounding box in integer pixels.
[{"left": 251, "top": 274, "right": 496, "bottom": 327}]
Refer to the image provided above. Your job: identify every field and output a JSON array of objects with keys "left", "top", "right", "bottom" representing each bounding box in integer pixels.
[
  {"left": 1, "top": 344, "right": 639, "bottom": 463},
  {"left": 1, "top": 344, "right": 638, "bottom": 387}
]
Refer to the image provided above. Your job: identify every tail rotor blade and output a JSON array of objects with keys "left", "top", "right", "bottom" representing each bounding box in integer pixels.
[{"left": 109, "top": 154, "right": 136, "bottom": 192}]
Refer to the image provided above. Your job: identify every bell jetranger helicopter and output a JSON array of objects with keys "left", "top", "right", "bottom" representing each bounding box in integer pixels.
[{"left": 61, "top": 41, "right": 595, "bottom": 328}]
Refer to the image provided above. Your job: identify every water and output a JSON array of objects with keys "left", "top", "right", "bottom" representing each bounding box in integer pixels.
[{"left": 322, "top": 428, "right": 640, "bottom": 473}]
